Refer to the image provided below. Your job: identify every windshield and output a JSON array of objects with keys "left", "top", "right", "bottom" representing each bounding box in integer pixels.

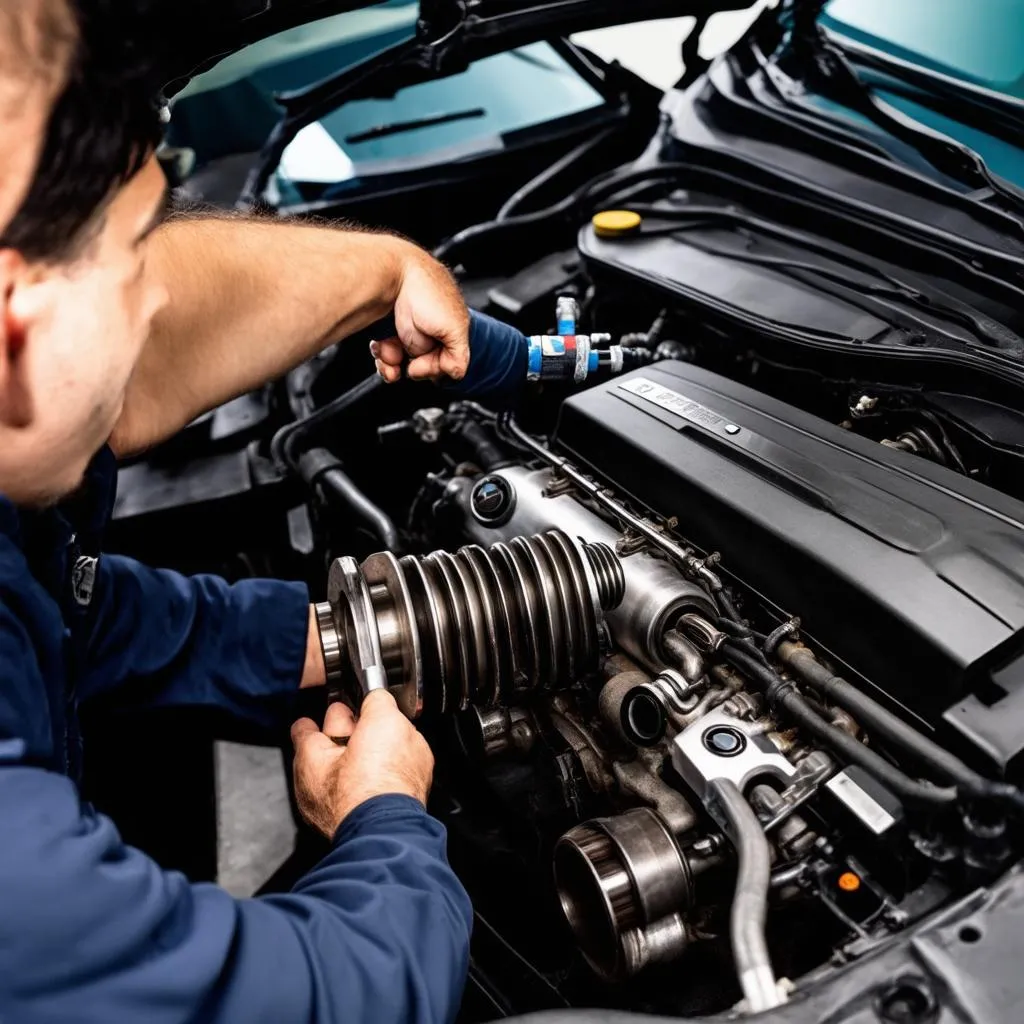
[
  {"left": 168, "top": 0, "right": 608, "bottom": 204},
  {"left": 812, "top": 0, "right": 1024, "bottom": 191},
  {"left": 822, "top": 0, "right": 1024, "bottom": 100}
]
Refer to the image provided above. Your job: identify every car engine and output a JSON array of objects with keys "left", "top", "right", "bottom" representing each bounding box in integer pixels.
[{"left": 292, "top": 352, "right": 1024, "bottom": 1018}]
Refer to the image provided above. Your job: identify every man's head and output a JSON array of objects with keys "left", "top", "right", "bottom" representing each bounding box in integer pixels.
[
  {"left": 0, "top": 0, "right": 170, "bottom": 506},
  {"left": 0, "top": 0, "right": 75, "bottom": 232}
]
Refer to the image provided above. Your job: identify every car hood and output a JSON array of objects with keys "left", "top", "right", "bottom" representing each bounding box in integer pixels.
[{"left": 166, "top": 0, "right": 761, "bottom": 86}]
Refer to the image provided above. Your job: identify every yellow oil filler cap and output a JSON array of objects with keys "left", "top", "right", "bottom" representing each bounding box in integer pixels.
[{"left": 592, "top": 209, "right": 642, "bottom": 239}]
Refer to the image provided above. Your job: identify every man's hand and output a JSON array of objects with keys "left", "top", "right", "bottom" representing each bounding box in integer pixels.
[
  {"left": 371, "top": 249, "right": 470, "bottom": 385},
  {"left": 290, "top": 691, "right": 434, "bottom": 839}
]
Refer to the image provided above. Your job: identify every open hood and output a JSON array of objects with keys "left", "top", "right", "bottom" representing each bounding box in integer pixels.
[
  {"left": 162, "top": 0, "right": 764, "bottom": 207},
  {"left": 165, "top": 0, "right": 759, "bottom": 87}
]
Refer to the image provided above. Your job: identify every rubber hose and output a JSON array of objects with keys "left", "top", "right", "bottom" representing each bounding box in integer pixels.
[
  {"left": 434, "top": 162, "right": 698, "bottom": 263},
  {"left": 715, "top": 591, "right": 751, "bottom": 638},
  {"left": 707, "top": 778, "right": 785, "bottom": 1013},
  {"left": 722, "top": 643, "right": 956, "bottom": 808},
  {"left": 496, "top": 125, "right": 618, "bottom": 221},
  {"left": 452, "top": 419, "right": 512, "bottom": 471},
  {"left": 271, "top": 373, "right": 383, "bottom": 471},
  {"left": 298, "top": 447, "right": 403, "bottom": 554},
  {"left": 777, "top": 641, "right": 1024, "bottom": 811}
]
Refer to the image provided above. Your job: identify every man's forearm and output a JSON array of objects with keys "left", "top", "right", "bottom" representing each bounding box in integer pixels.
[
  {"left": 111, "top": 216, "right": 410, "bottom": 457},
  {"left": 302, "top": 604, "right": 328, "bottom": 690}
]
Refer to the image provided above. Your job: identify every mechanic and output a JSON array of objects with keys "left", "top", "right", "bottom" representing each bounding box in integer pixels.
[{"left": 0, "top": 2, "right": 527, "bottom": 1022}]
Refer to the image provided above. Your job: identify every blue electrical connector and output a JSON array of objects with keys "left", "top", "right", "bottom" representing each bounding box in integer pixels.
[{"left": 525, "top": 333, "right": 600, "bottom": 384}]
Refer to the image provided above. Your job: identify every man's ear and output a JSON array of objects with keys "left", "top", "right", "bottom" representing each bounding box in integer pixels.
[{"left": 0, "top": 249, "right": 33, "bottom": 430}]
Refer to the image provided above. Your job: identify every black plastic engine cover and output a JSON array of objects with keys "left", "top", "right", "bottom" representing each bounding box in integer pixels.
[{"left": 554, "top": 361, "right": 1024, "bottom": 776}]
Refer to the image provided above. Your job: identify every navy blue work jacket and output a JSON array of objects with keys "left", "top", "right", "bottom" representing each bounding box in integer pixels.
[{"left": 0, "top": 447, "right": 472, "bottom": 1023}]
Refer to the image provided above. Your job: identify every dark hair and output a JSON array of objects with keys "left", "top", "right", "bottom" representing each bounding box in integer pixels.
[{"left": 0, "top": 1, "right": 166, "bottom": 263}]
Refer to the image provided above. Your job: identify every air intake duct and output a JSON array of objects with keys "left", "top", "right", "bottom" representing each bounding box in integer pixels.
[{"left": 316, "top": 530, "right": 624, "bottom": 718}]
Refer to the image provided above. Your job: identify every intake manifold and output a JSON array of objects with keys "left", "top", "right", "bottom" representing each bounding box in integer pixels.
[{"left": 316, "top": 530, "right": 625, "bottom": 718}]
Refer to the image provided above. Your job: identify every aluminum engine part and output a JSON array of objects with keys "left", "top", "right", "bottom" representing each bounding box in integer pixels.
[
  {"left": 457, "top": 466, "right": 716, "bottom": 671},
  {"left": 671, "top": 706, "right": 798, "bottom": 807},
  {"left": 467, "top": 706, "right": 537, "bottom": 757},
  {"left": 554, "top": 807, "right": 696, "bottom": 980},
  {"left": 318, "top": 529, "right": 624, "bottom": 718}
]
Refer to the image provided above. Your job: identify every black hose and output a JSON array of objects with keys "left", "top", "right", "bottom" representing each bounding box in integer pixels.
[
  {"left": 271, "top": 374, "right": 383, "bottom": 471},
  {"left": 451, "top": 419, "right": 513, "bottom": 471},
  {"left": 715, "top": 590, "right": 750, "bottom": 637},
  {"left": 298, "top": 448, "right": 403, "bottom": 554},
  {"left": 776, "top": 641, "right": 1024, "bottom": 814},
  {"left": 706, "top": 778, "right": 784, "bottom": 1013},
  {"left": 433, "top": 162, "right": 695, "bottom": 263},
  {"left": 721, "top": 642, "right": 956, "bottom": 808},
  {"left": 496, "top": 125, "right": 619, "bottom": 221}
]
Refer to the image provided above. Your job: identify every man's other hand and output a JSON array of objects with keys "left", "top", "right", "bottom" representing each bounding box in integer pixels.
[
  {"left": 371, "top": 248, "right": 469, "bottom": 386},
  {"left": 290, "top": 691, "right": 434, "bottom": 839}
]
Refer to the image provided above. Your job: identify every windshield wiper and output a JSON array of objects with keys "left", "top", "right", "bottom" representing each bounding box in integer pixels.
[
  {"left": 345, "top": 107, "right": 485, "bottom": 145},
  {"left": 828, "top": 32, "right": 1024, "bottom": 153},
  {"left": 773, "top": 0, "right": 1024, "bottom": 219}
]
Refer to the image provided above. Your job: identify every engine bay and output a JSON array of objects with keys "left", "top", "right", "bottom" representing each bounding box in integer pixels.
[
  {"left": 285, "top": 356, "right": 1024, "bottom": 1019},
  {"left": 98, "top": 8, "right": 1024, "bottom": 1016}
]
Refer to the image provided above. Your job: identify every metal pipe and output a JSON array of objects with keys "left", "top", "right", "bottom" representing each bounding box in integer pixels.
[
  {"left": 706, "top": 778, "right": 785, "bottom": 1013},
  {"left": 503, "top": 416, "right": 702, "bottom": 571},
  {"left": 662, "top": 630, "right": 706, "bottom": 683}
]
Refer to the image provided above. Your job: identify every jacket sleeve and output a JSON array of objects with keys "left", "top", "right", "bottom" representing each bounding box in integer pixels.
[
  {"left": 74, "top": 553, "right": 311, "bottom": 728},
  {"left": 0, "top": 754, "right": 472, "bottom": 1024}
]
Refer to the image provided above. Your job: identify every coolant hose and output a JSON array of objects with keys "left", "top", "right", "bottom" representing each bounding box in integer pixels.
[
  {"left": 450, "top": 418, "right": 513, "bottom": 471},
  {"left": 722, "top": 643, "right": 956, "bottom": 808},
  {"left": 297, "top": 447, "right": 403, "bottom": 554},
  {"left": 271, "top": 373, "right": 383, "bottom": 471},
  {"left": 776, "top": 641, "right": 1024, "bottom": 813},
  {"left": 706, "top": 778, "right": 785, "bottom": 1013}
]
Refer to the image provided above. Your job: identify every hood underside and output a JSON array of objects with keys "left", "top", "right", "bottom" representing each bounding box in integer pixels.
[{"left": 164, "top": 0, "right": 761, "bottom": 86}]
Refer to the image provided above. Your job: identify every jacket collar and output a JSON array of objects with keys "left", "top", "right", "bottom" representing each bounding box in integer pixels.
[{"left": 0, "top": 445, "right": 118, "bottom": 551}]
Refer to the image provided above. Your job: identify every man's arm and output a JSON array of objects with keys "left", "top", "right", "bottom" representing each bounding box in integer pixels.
[
  {"left": 75, "top": 552, "right": 325, "bottom": 723},
  {"left": 0, "top": 609, "right": 472, "bottom": 1024},
  {"left": 110, "top": 211, "right": 469, "bottom": 458}
]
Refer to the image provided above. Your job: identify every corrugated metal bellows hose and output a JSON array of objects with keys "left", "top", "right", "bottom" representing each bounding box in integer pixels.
[{"left": 316, "top": 529, "right": 625, "bottom": 718}]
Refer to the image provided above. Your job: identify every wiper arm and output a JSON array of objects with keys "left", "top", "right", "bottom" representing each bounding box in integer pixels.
[
  {"left": 831, "top": 33, "right": 1024, "bottom": 152},
  {"left": 773, "top": 1, "right": 1024, "bottom": 220},
  {"left": 344, "top": 107, "right": 485, "bottom": 145}
]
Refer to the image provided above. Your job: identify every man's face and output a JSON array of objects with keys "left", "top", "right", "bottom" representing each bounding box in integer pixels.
[{"left": 1, "top": 158, "right": 170, "bottom": 505}]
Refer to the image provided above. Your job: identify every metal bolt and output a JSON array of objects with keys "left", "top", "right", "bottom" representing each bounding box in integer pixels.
[{"left": 413, "top": 407, "right": 446, "bottom": 443}]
